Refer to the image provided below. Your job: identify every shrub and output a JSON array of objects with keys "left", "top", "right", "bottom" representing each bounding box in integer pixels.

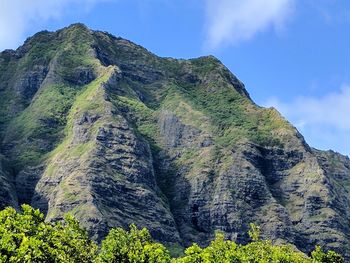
[
  {"left": 0, "top": 205, "right": 97, "bottom": 263},
  {"left": 0, "top": 206, "right": 344, "bottom": 263},
  {"left": 98, "top": 224, "right": 170, "bottom": 263}
]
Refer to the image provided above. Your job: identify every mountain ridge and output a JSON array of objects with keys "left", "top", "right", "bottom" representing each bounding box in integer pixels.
[{"left": 1, "top": 23, "right": 350, "bottom": 259}]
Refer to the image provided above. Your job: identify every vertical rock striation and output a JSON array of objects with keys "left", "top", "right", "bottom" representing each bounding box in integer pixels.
[{"left": 0, "top": 23, "right": 350, "bottom": 259}]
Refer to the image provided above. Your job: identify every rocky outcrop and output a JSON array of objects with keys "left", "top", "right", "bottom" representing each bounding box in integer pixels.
[
  {"left": 31, "top": 67, "right": 180, "bottom": 244},
  {"left": 0, "top": 23, "right": 350, "bottom": 259},
  {"left": 0, "top": 154, "right": 18, "bottom": 209}
]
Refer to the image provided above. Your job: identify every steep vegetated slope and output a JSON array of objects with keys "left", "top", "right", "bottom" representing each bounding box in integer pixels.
[{"left": 1, "top": 24, "right": 350, "bottom": 258}]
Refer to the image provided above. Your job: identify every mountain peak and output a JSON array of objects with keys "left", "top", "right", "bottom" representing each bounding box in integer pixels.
[
  {"left": 0, "top": 24, "right": 350, "bottom": 260},
  {"left": 66, "top": 22, "right": 89, "bottom": 29}
]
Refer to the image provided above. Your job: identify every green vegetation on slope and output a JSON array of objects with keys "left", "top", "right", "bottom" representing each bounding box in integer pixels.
[
  {"left": 0, "top": 24, "right": 347, "bottom": 262},
  {"left": 174, "top": 80, "right": 287, "bottom": 147},
  {"left": 0, "top": 23, "right": 99, "bottom": 171},
  {"left": 158, "top": 57, "right": 292, "bottom": 148},
  {"left": 3, "top": 84, "right": 79, "bottom": 169},
  {"left": 0, "top": 52, "right": 19, "bottom": 133},
  {"left": 0, "top": 88, "right": 15, "bottom": 135},
  {"left": 40, "top": 65, "right": 117, "bottom": 219},
  {"left": 112, "top": 94, "right": 159, "bottom": 146},
  {"left": 18, "top": 31, "right": 60, "bottom": 69},
  {"left": 0, "top": 205, "right": 343, "bottom": 263},
  {"left": 47, "top": 65, "right": 115, "bottom": 163}
]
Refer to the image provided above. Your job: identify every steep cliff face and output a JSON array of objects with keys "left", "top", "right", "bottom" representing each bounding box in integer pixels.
[{"left": 1, "top": 23, "right": 350, "bottom": 258}]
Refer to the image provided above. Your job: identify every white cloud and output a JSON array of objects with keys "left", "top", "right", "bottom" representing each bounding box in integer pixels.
[
  {"left": 0, "top": 0, "right": 110, "bottom": 51},
  {"left": 264, "top": 85, "right": 350, "bottom": 156},
  {"left": 204, "top": 0, "right": 295, "bottom": 49}
]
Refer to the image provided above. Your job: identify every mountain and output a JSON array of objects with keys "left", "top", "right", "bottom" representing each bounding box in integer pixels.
[{"left": 1, "top": 23, "right": 350, "bottom": 258}]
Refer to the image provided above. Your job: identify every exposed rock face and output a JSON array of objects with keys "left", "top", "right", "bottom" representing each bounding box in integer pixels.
[
  {"left": 0, "top": 154, "right": 18, "bottom": 210},
  {"left": 1, "top": 23, "right": 350, "bottom": 258}
]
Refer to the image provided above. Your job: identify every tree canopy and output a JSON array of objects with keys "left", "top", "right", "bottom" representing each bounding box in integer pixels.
[{"left": 0, "top": 205, "right": 344, "bottom": 263}]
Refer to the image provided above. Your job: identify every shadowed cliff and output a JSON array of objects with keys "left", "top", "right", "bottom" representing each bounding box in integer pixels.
[{"left": 1, "top": 23, "right": 350, "bottom": 258}]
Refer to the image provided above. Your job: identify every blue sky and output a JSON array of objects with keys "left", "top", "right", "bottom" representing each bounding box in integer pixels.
[{"left": 1, "top": 0, "right": 350, "bottom": 156}]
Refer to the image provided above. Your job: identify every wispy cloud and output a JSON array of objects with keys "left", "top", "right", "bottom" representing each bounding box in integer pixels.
[
  {"left": 204, "top": 0, "right": 295, "bottom": 49},
  {"left": 264, "top": 85, "right": 350, "bottom": 156},
  {"left": 0, "top": 0, "right": 111, "bottom": 51}
]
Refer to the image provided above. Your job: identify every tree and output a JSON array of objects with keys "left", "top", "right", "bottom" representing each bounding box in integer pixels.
[
  {"left": 98, "top": 224, "right": 170, "bottom": 263},
  {"left": 0, "top": 206, "right": 345, "bottom": 263},
  {"left": 173, "top": 224, "right": 343, "bottom": 263},
  {"left": 0, "top": 205, "right": 97, "bottom": 263},
  {"left": 311, "top": 246, "right": 344, "bottom": 263}
]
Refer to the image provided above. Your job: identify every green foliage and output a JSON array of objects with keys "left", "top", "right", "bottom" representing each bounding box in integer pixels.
[
  {"left": 4, "top": 84, "right": 79, "bottom": 169},
  {"left": 189, "top": 56, "right": 220, "bottom": 74},
  {"left": 159, "top": 57, "right": 292, "bottom": 149},
  {"left": 166, "top": 243, "right": 185, "bottom": 258},
  {"left": 44, "top": 66, "right": 115, "bottom": 178},
  {"left": 0, "top": 207, "right": 344, "bottom": 262},
  {"left": 248, "top": 223, "right": 261, "bottom": 242},
  {"left": 19, "top": 31, "right": 60, "bottom": 68},
  {"left": 0, "top": 58, "right": 18, "bottom": 134},
  {"left": 174, "top": 231, "right": 307, "bottom": 263},
  {"left": 0, "top": 205, "right": 97, "bottom": 263},
  {"left": 112, "top": 94, "right": 159, "bottom": 145},
  {"left": 98, "top": 224, "right": 171, "bottom": 263},
  {"left": 311, "top": 246, "right": 344, "bottom": 263},
  {"left": 7, "top": 84, "right": 78, "bottom": 138},
  {"left": 178, "top": 83, "right": 286, "bottom": 147},
  {"left": 0, "top": 23, "right": 100, "bottom": 171},
  {"left": 174, "top": 227, "right": 344, "bottom": 263}
]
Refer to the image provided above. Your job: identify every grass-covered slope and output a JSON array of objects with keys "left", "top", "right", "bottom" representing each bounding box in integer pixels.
[{"left": 0, "top": 23, "right": 350, "bottom": 260}]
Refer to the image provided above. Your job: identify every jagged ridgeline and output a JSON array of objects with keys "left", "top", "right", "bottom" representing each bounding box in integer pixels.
[{"left": 1, "top": 23, "right": 350, "bottom": 259}]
